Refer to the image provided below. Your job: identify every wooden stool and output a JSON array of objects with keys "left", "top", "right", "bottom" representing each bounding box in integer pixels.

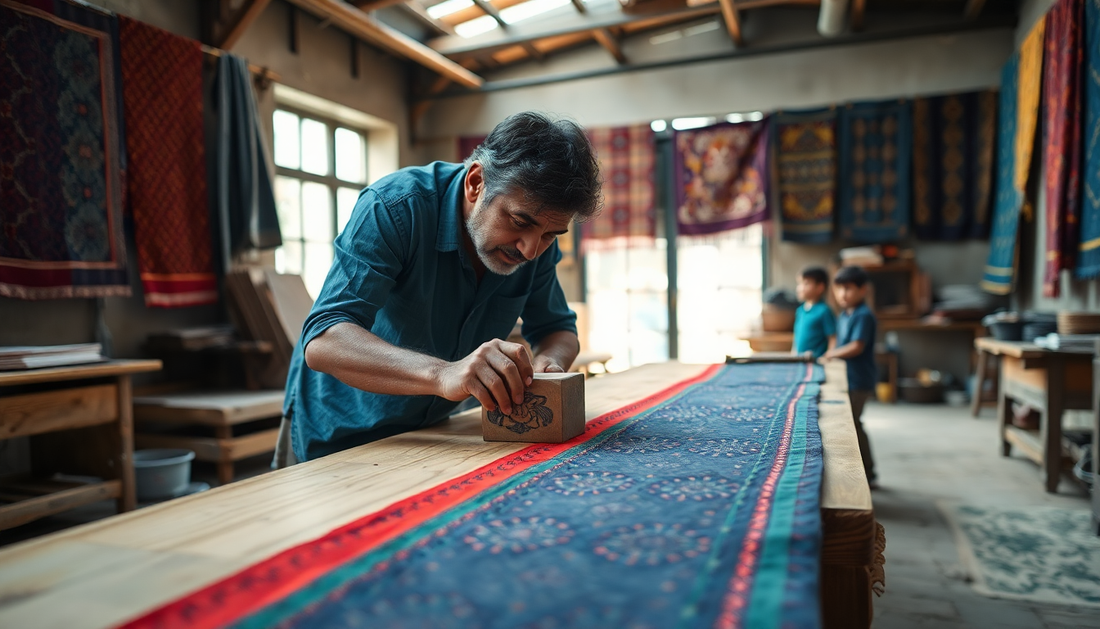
[{"left": 133, "top": 390, "right": 284, "bottom": 486}]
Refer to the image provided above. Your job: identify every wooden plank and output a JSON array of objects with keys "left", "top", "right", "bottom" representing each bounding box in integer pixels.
[
  {"left": 973, "top": 338, "right": 1049, "bottom": 359},
  {"left": 0, "top": 362, "right": 869, "bottom": 628},
  {"left": 133, "top": 390, "right": 285, "bottom": 427},
  {"left": 0, "top": 360, "right": 161, "bottom": 388},
  {"left": 592, "top": 27, "right": 626, "bottom": 63},
  {"left": 136, "top": 434, "right": 223, "bottom": 461},
  {"left": 285, "top": 0, "right": 484, "bottom": 88},
  {"left": 217, "top": 0, "right": 273, "bottom": 49},
  {"left": 0, "top": 481, "right": 120, "bottom": 531},
  {"left": 226, "top": 428, "right": 280, "bottom": 459},
  {"left": 718, "top": 0, "right": 743, "bottom": 45},
  {"left": 1005, "top": 425, "right": 1043, "bottom": 463},
  {"left": 0, "top": 385, "right": 118, "bottom": 440}
]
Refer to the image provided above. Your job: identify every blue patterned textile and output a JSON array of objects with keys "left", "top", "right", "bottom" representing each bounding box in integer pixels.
[
  {"left": 982, "top": 54, "right": 1022, "bottom": 294},
  {"left": 837, "top": 100, "right": 913, "bottom": 243}
]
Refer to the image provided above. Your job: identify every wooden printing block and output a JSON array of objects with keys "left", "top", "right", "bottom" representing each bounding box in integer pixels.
[{"left": 481, "top": 372, "right": 585, "bottom": 443}]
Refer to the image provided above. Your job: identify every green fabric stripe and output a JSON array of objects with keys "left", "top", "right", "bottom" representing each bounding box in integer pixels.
[{"left": 743, "top": 383, "right": 815, "bottom": 628}]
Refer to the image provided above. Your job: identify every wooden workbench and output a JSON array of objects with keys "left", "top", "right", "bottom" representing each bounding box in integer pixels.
[
  {"left": 974, "top": 338, "right": 1094, "bottom": 493},
  {"left": 0, "top": 360, "right": 162, "bottom": 530},
  {"left": 0, "top": 361, "right": 875, "bottom": 629}
]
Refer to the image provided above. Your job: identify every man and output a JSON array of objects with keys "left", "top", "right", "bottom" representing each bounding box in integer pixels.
[{"left": 278, "top": 112, "right": 602, "bottom": 463}]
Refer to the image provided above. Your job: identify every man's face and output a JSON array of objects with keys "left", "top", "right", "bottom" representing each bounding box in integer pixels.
[{"left": 466, "top": 189, "right": 572, "bottom": 276}]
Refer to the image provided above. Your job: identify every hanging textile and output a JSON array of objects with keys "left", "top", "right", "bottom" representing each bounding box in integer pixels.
[
  {"left": 1041, "top": 0, "right": 1084, "bottom": 297},
  {"left": 457, "top": 135, "right": 486, "bottom": 161},
  {"left": 981, "top": 55, "right": 1022, "bottom": 294},
  {"left": 121, "top": 363, "right": 826, "bottom": 629},
  {"left": 774, "top": 109, "right": 837, "bottom": 244},
  {"left": 1077, "top": 0, "right": 1100, "bottom": 279},
  {"left": 582, "top": 125, "right": 656, "bottom": 244},
  {"left": 674, "top": 120, "right": 770, "bottom": 236},
  {"left": 837, "top": 100, "right": 913, "bottom": 243},
  {"left": 911, "top": 90, "right": 998, "bottom": 241},
  {"left": 0, "top": 0, "right": 130, "bottom": 299},
  {"left": 1015, "top": 16, "right": 1047, "bottom": 221},
  {"left": 214, "top": 53, "right": 282, "bottom": 272},
  {"left": 119, "top": 16, "right": 217, "bottom": 307}
]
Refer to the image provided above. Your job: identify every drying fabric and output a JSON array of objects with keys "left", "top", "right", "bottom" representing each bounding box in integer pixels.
[
  {"left": 774, "top": 109, "right": 838, "bottom": 244},
  {"left": 1077, "top": 0, "right": 1100, "bottom": 279},
  {"left": 837, "top": 100, "right": 913, "bottom": 243},
  {"left": 1041, "top": 0, "right": 1084, "bottom": 297},
  {"left": 1015, "top": 16, "right": 1047, "bottom": 221},
  {"left": 0, "top": 0, "right": 130, "bottom": 299},
  {"left": 674, "top": 120, "right": 770, "bottom": 236},
  {"left": 122, "top": 363, "right": 826, "bottom": 629},
  {"left": 911, "top": 90, "right": 998, "bottom": 241},
  {"left": 214, "top": 53, "right": 282, "bottom": 272},
  {"left": 583, "top": 125, "right": 656, "bottom": 244},
  {"left": 119, "top": 16, "right": 217, "bottom": 307},
  {"left": 982, "top": 54, "right": 1022, "bottom": 294}
]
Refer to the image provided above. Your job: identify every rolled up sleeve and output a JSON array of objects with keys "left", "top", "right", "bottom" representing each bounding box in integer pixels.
[
  {"left": 520, "top": 241, "right": 577, "bottom": 346},
  {"left": 299, "top": 189, "right": 409, "bottom": 349}
]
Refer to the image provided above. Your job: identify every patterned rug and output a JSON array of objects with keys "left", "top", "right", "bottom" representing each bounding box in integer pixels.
[
  {"left": 121, "top": 363, "right": 825, "bottom": 629},
  {"left": 942, "top": 504, "right": 1100, "bottom": 608}
]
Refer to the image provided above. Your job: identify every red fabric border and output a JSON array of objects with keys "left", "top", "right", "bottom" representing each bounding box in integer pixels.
[{"left": 118, "top": 364, "right": 723, "bottom": 629}]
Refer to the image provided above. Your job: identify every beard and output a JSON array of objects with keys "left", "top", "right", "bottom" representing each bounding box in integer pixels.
[{"left": 465, "top": 200, "right": 529, "bottom": 276}]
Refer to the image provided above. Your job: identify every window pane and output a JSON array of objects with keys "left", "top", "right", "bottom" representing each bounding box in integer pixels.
[
  {"left": 336, "top": 187, "right": 360, "bottom": 235},
  {"left": 335, "top": 128, "right": 366, "bottom": 183},
  {"left": 301, "top": 182, "right": 333, "bottom": 243},
  {"left": 301, "top": 118, "right": 330, "bottom": 176},
  {"left": 273, "top": 110, "right": 300, "bottom": 170},
  {"left": 303, "top": 242, "right": 335, "bottom": 299},
  {"left": 275, "top": 241, "right": 303, "bottom": 276},
  {"left": 274, "top": 176, "right": 302, "bottom": 240}
]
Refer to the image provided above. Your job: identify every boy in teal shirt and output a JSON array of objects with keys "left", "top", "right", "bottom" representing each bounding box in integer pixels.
[{"left": 792, "top": 266, "right": 836, "bottom": 359}]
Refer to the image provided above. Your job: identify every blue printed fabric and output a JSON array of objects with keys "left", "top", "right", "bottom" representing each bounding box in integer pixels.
[{"left": 982, "top": 53, "right": 1022, "bottom": 293}]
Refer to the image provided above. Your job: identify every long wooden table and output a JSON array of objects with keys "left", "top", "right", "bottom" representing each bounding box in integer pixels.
[
  {"left": 974, "top": 338, "right": 1094, "bottom": 493},
  {"left": 0, "top": 361, "right": 875, "bottom": 628}
]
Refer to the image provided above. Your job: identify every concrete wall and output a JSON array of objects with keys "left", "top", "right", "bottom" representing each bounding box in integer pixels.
[{"left": 0, "top": 0, "right": 414, "bottom": 361}]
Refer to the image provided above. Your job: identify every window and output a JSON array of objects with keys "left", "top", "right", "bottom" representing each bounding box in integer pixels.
[{"left": 272, "top": 108, "right": 368, "bottom": 298}]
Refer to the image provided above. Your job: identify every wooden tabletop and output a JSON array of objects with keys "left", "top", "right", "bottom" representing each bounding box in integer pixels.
[
  {"left": 0, "top": 360, "right": 162, "bottom": 387},
  {"left": 879, "top": 318, "right": 984, "bottom": 332},
  {"left": 973, "top": 337, "right": 1093, "bottom": 358},
  {"left": 0, "top": 361, "right": 871, "bottom": 629}
]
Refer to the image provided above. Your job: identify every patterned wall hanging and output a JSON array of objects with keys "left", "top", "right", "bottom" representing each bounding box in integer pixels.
[
  {"left": 583, "top": 125, "right": 657, "bottom": 244},
  {"left": 837, "top": 100, "right": 913, "bottom": 243},
  {"left": 774, "top": 109, "right": 837, "bottom": 244}
]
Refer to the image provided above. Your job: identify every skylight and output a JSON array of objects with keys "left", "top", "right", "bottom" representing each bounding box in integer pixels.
[
  {"left": 499, "top": 0, "right": 572, "bottom": 24},
  {"left": 671, "top": 117, "right": 716, "bottom": 131},
  {"left": 427, "top": 0, "right": 473, "bottom": 19},
  {"left": 454, "top": 14, "right": 499, "bottom": 38}
]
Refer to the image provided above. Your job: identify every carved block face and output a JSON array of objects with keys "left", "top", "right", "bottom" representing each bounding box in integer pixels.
[{"left": 486, "top": 392, "right": 553, "bottom": 434}]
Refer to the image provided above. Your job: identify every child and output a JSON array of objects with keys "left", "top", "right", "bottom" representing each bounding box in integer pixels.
[
  {"left": 822, "top": 265, "right": 878, "bottom": 488},
  {"left": 792, "top": 266, "right": 836, "bottom": 360}
]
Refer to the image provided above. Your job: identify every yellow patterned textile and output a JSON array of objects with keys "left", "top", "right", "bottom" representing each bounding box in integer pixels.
[{"left": 1015, "top": 16, "right": 1046, "bottom": 219}]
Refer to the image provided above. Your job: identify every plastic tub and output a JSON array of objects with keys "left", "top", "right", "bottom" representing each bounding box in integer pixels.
[{"left": 133, "top": 449, "right": 195, "bottom": 501}]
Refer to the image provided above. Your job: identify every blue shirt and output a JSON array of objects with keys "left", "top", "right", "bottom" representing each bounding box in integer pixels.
[
  {"left": 284, "top": 162, "right": 577, "bottom": 461},
  {"left": 793, "top": 301, "right": 836, "bottom": 359},
  {"left": 836, "top": 303, "right": 877, "bottom": 392}
]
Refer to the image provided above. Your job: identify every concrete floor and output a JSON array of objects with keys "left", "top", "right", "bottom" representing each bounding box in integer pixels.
[
  {"left": 866, "top": 401, "right": 1098, "bottom": 629},
  {"left": 1, "top": 403, "right": 1097, "bottom": 629}
]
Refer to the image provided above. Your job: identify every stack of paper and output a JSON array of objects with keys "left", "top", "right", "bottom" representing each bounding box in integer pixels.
[{"left": 0, "top": 344, "right": 105, "bottom": 370}]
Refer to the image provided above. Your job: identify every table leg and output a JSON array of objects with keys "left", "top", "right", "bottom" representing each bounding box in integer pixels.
[
  {"left": 117, "top": 375, "right": 136, "bottom": 512},
  {"left": 997, "top": 368, "right": 1012, "bottom": 457},
  {"left": 971, "top": 349, "right": 988, "bottom": 418},
  {"left": 1042, "top": 359, "right": 1065, "bottom": 493},
  {"left": 821, "top": 565, "right": 872, "bottom": 629},
  {"left": 215, "top": 425, "right": 234, "bottom": 486}
]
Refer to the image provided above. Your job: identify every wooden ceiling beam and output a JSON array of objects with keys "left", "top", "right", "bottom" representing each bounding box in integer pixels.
[
  {"left": 592, "top": 27, "right": 626, "bottom": 63},
  {"left": 286, "top": 0, "right": 484, "bottom": 87},
  {"left": 472, "top": 0, "right": 508, "bottom": 24},
  {"left": 850, "top": 0, "right": 866, "bottom": 31},
  {"left": 353, "top": 0, "right": 409, "bottom": 11},
  {"left": 717, "top": 0, "right": 743, "bottom": 46},
  {"left": 439, "top": 0, "right": 527, "bottom": 26},
  {"left": 570, "top": 0, "right": 588, "bottom": 12},
  {"left": 399, "top": 2, "right": 458, "bottom": 36},
  {"left": 217, "top": 0, "right": 274, "bottom": 49},
  {"left": 964, "top": 0, "right": 986, "bottom": 20}
]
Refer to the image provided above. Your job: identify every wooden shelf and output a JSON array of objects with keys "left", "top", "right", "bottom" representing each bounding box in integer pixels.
[{"left": 0, "top": 476, "right": 120, "bottom": 530}]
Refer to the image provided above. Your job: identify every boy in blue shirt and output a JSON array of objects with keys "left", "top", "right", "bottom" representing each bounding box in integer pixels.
[
  {"left": 792, "top": 266, "right": 836, "bottom": 359},
  {"left": 822, "top": 265, "right": 878, "bottom": 487}
]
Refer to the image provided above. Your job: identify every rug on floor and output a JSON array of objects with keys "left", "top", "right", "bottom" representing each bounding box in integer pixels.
[{"left": 941, "top": 503, "right": 1100, "bottom": 608}]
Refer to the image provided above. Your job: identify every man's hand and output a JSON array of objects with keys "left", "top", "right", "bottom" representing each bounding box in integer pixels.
[
  {"left": 438, "top": 340, "right": 534, "bottom": 415},
  {"left": 533, "top": 355, "right": 566, "bottom": 373}
]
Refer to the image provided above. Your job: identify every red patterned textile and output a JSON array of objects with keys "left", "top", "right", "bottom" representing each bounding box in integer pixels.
[
  {"left": 118, "top": 16, "right": 216, "bottom": 307},
  {"left": 582, "top": 125, "right": 656, "bottom": 245},
  {"left": 1042, "top": 0, "right": 1084, "bottom": 297}
]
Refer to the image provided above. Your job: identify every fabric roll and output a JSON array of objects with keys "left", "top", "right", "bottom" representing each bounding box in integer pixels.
[
  {"left": 774, "top": 109, "right": 837, "bottom": 244},
  {"left": 583, "top": 125, "right": 656, "bottom": 244},
  {"left": 0, "top": 0, "right": 130, "bottom": 299},
  {"left": 1041, "top": 0, "right": 1084, "bottom": 297},
  {"left": 214, "top": 53, "right": 282, "bottom": 272},
  {"left": 119, "top": 15, "right": 217, "bottom": 307},
  {"left": 837, "top": 100, "right": 912, "bottom": 243},
  {"left": 674, "top": 120, "right": 770, "bottom": 236}
]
